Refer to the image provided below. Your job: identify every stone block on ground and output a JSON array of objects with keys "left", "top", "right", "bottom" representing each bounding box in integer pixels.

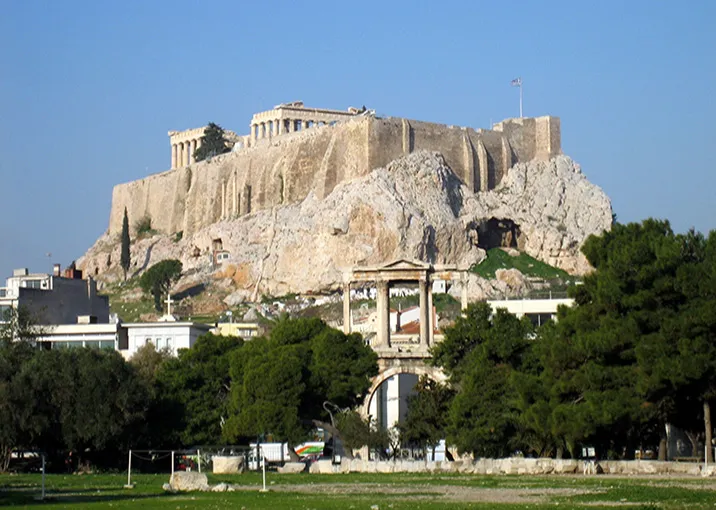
[
  {"left": 169, "top": 471, "right": 210, "bottom": 492},
  {"left": 212, "top": 455, "right": 244, "bottom": 474}
]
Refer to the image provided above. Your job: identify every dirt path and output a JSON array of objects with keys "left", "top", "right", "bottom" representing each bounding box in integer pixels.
[{"left": 232, "top": 482, "right": 597, "bottom": 504}]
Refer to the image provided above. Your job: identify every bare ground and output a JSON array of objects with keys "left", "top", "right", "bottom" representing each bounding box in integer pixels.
[{"left": 232, "top": 482, "right": 597, "bottom": 504}]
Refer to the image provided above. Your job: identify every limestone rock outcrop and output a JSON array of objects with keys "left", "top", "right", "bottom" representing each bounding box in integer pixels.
[{"left": 79, "top": 151, "right": 611, "bottom": 297}]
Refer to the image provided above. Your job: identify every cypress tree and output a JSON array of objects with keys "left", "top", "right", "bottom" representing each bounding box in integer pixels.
[
  {"left": 193, "top": 122, "right": 230, "bottom": 162},
  {"left": 120, "top": 207, "right": 131, "bottom": 281}
]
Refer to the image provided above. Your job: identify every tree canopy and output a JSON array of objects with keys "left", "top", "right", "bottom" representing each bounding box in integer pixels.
[
  {"left": 120, "top": 207, "right": 131, "bottom": 280},
  {"left": 193, "top": 122, "right": 231, "bottom": 162},
  {"left": 139, "top": 259, "right": 183, "bottom": 312},
  {"left": 156, "top": 333, "right": 243, "bottom": 446},
  {"left": 408, "top": 219, "right": 716, "bottom": 461},
  {"left": 224, "top": 317, "right": 378, "bottom": 448}
]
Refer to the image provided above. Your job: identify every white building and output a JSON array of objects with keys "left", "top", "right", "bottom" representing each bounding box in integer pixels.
[
  {"left": 487, "top": 297, "right": 574, "bottom": 326},
  {"left": 34, "top": 318, "right": 212, "bottom": 359},
  {"left": 36, "top": 321, "right": 121, "bottom": 350},
  {"left": 0, "top": 266, "right": 109, "bottom": 325},
  {"left": 122, "top": 319, "right": 213, "bottom": 359}
]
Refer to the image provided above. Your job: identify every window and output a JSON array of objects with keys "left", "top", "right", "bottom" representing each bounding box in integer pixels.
[
  {"left": 55, "top": 341, "right": 83, "bottom": 349},
  {"left": 23, "top": 280, "right": 43, "bottom": 289},
  {"left": 525, "top": 313, "right": 554, "bottom": 327},
  {"left": 0, "top": 305, "right": 11, "bottom": 322},
  {"left": 84, "top": 341, "right": 100, "bottom": 349},
  {"left": 0, "top": 289, "right": 6, "bottom": 297},
  {"left": 156, "top": 338, "right": 165, "bottom": 349},
  {"left": 166, "top": 338, "right": 173, "bottom": 350},
  {"left": 99, "top": 340, "right": 115, "bottom": 350},
  {"left": 146, "top": 337, "right": 153, "bottom": 346}
]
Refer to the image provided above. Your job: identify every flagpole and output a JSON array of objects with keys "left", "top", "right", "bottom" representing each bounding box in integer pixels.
[{"left": 519, "top": 83, "right": 523, "bottom": 118}]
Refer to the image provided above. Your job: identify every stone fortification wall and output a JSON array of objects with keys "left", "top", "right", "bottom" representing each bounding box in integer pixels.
[{"left": 108, "top": 115, "right": 560, "bottom": 237}]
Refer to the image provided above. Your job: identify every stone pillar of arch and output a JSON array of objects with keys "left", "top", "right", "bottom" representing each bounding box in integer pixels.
[
  {"left": 419, "top": 280, "right": 428, "bottom": 347},
  {"left": 427, "top": 285, "right": 434, "bottom": 346},
  {"left": 376, "top": 281, "right": 390, "bottom": 348},
  {"left": 171, "top": 144, "right": 177, "bottom": 169},
  {"left": 343, "top": 282, "right": 351, "bottom": 334}
]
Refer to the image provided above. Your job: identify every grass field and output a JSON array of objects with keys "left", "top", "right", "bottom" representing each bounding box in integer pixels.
[{"left": 3, "top": 472, "right": 716, "bottom": 509}]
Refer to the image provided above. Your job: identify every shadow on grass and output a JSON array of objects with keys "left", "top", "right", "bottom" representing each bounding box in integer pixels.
[{"left": 0, "top": 488, "right": 168, "bottom": 507}]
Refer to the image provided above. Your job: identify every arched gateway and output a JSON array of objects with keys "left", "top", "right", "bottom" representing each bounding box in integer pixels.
[
  {"left": 342, "top": 259, "right": 468, "bottom": 423},
  {"left": 360, "top": 356, "right": 448, "bottom": 420}
]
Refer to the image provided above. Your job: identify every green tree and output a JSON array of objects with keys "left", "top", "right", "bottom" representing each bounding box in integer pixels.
[
  {"left": 0, "top": 306, "right": 45, "bottom": 344},
  {"left": 120, "top": 207, "right": 131, "bottom": 281},
  {"left": 139, "top": 259, "right": 183, "bottom": 312},
  {"left": 10, "top": 348, "right": 149, "bottom": 469},
  {"left": 130, "top": 342, "right": 172, "bottom": 385},
  {"left": 0, "top": 340, "right": 35, "bottom": 471},
  {"left": 517, "top": 220, "right": 693, "bottom": 460},
  {"left": 156, "top": 333, "right": 243, "bottom": 446},
  {"left": 635, "top": 229, "right": 716, "bottom": 461},
  {"left": 335, "top": 410, "right": 371, "bottom": 454},
  {"left": 225, "top": 318, "right": 378, "bottom": 451},
  {"left": 193, "top": 122, "right": 231, "bottom": 162},
  {"left": 432, "top": 303, "right": 533, "bottom": 457},
  {"left": 398, "top": 376, "right": 455, "bottom": 458}
]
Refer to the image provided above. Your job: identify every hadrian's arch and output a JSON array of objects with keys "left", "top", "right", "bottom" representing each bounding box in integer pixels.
[
  {"left": 360, "top": 362, "right": 447, "bottom": 421},
  {"left": 345, "top": 259, "right": 467, "bottom": 427}
]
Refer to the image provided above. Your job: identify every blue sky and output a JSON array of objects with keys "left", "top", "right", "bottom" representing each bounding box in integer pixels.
[{"left": 1, "top": 0, "right": 714, "bottom": 278}]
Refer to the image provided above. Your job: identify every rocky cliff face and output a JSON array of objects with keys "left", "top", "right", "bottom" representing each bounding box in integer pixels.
[{"left": 79, "top": 151, "right": 612, "bottom": 300}]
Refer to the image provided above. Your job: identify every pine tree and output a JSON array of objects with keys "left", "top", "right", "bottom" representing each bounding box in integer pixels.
[
  {"left": 193, "top": 122, "right": 230, "bottom": 162},
  {"left": 120, "top": 207, "right": 131, "bottom": 281}
]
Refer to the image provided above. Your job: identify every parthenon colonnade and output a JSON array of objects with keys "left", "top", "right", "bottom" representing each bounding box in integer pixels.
[{"left": 249, "top": 101, "right": 361, "bottom": 143}]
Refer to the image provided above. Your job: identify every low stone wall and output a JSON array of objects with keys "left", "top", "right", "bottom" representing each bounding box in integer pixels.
[{"left": 309, "top": 457, "right": 710, "bottom": 476}]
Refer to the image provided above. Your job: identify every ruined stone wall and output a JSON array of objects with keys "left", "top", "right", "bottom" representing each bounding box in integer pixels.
[{"left": 108, "top": 115, "right": 560, "bottom": 238}]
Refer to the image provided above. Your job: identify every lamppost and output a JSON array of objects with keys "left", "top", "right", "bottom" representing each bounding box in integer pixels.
[{"left": 323, "top": 401, "right": 345, "bottom": 465}]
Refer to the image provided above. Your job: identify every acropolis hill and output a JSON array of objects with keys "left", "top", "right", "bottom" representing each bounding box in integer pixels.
[{"left": 80, "top": 102, "right": 612, "bottom": 299}]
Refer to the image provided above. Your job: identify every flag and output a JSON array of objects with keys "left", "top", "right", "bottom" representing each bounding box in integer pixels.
[{"left": 511, "top": 77, "right": 522, "bottom": 87}]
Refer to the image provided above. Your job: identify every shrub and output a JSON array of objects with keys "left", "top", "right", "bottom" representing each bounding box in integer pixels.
[{"left": 135, "top": 216, "right": 152, "bottom": 235}]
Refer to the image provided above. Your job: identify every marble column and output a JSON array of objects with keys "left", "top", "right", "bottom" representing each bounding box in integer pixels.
[
  {"left": 419, "top": 279, "right": 428, "bottom": 347},
  {"left": 189, "top": 140, "right": 196, "bottom": 164},
  {"left": 171, "top": 144, "right": 177, "bottom": 169},
  {"left": 289, "top": 119, "right": 295, "bottom": 132},
  {"left": 376, "top": 280, "right": 390, "bottom": 348},
  {"left": 343, "top": 282, "right": 351, "bottom": 334},
  {"left": 178, "top": 143, "right": 184, "bottom": 167}
]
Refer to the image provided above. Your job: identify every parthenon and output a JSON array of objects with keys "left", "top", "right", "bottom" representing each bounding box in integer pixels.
[
  {"left": 249, "top": 101, "right": 362, "bottom": 141},
  {"left": 168, "top": 101, "right": 363, "bottom": 169}
]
